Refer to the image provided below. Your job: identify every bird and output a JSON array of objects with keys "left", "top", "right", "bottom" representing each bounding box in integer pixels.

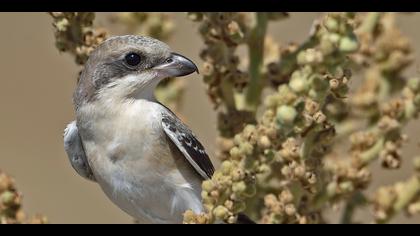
[{"left": 63, "top": 35, "right": 254, "bottom": 224}]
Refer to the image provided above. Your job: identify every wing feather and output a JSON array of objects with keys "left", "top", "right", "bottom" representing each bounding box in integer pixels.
[
  {"left": 63, "top": 121, "right": 96, "bottom": 182},
  {"left": 161, "top": 112, "right": 214, "bottom": 180}
]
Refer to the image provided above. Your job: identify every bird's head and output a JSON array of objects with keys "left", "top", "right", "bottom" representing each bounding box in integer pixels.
[{"left": 74, "top": 35, "right": 198, "bottom": 108}]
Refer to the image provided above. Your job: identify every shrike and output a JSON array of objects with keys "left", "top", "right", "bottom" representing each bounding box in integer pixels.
[{"left": 63, "top": 35, "right": 252, "bottom": 224}]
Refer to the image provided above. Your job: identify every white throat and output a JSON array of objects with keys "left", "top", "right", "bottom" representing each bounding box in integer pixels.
[
  {"left": 131, "top": 80, "right": 160, "bottom": 101},
  {"left": 98, "top": 72, "right": 164, "bottom": 103}
]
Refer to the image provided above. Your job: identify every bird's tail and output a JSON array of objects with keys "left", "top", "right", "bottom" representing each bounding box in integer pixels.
[{"left": 236, "top": 213, "right": 256, "bottom": 224}]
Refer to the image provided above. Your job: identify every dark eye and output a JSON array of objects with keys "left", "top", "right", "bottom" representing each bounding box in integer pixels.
[{"left": 125, "top": 53, "right": 141, "bottom": 66}]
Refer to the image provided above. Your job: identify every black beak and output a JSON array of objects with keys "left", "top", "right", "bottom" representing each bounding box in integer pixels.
[{"left": 153, "top": 53, "right": 199, "bottom": 78}]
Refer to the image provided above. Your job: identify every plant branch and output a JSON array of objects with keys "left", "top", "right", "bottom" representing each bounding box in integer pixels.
[{"left": 245, "top": 13, "right": 269, "bottom": 112}]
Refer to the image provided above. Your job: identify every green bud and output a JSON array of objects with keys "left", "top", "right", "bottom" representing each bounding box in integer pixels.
[
  {"left": 202, "top": 180, "right": 215, "bottom": 192},
  {"left": 227, "top": 215, "right": 238, "bottom": 224},
  {"left": 339, "top": 35, "right": 359, "bottom": 53},
  {"left": 233, "top": 134, "right": 243, "bottom": 146},
  {"left": 243, "top": 124, "right": 256, "bottom": 136},
  {"left": 1, "top": 191, "right": 15, "bottom": 206},
  {"left": 297, "top": 49, "right": 322, "bottom": 66},
  {"left": 258, "top": 136, "right": 271, "bottom": 149},
  {"left": 325, "top": 17, "right": 339, "bottom": 32},
  {"left": 277, "top": 85, "right": 297, "bottom": 105},
  {"left": 320, "top": 37, "right": 335, "bottom": 55},
  {"left": 258, "top": 164, "right": 271, "bottom": 173},
  {"left": 55, "top": 18, "right": 69, "bottom": 31},
  {"left": 239, "top": 142, "right": 254, "bottom": 156},
  {"left": 231, "top": 168, "right": 245, "bottom": 181},
  {"left": 285, "top": 204, "right": 296, "bottom": 216},
  {"left": 202, "top": 191, "right": 211, "bottom": 203},
  {"left": 289, "top": 73, "right": 309, "bottom": 93},
  {"left": 297, "top": 51, "right": 307, "bottom": 65},
  {"left": 328, "top": 33, "right": 341, "bottom": 44},
  {"left": 408, "top": 78, "right": 420, "bottom": 93},
  {"left": 326, "top": 182, "right": 337, "bottom": 197},
  {"left": 232, "top": 181, "right": 247, "bottom": 194},
  {"left": 405, "top": 100, "right": 417, "bottom": 119},
  {"left": 229, "top": 147, "right": 241, "bottom": 159},
  {"left": 308, "top": 89, "right": 318, "bottom": 100},
  {"left": 221, "top": 161, "right": 233, "bottom": 175},
  {"left": 227, "top": 21, "right": 245, "bottom": 44},
  {"left": 276, "top": 105, "right": 298, "bottom": 125},
  {"left": 278, "top": 84, "right": 291, "bottom": 94},
  {"left": 339, "top": 181, "right": 354, "bottom": 193},
  {"left": 213, "top": 205, "right": 229, "bottom": 219}
]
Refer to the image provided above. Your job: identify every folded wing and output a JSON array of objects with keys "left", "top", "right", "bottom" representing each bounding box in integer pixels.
[
  {"left": 63, "top": 121, "right": 96, "bottom": 182},
  {"left": 161, "top": 112, "right": 214, "bottom": 180}
]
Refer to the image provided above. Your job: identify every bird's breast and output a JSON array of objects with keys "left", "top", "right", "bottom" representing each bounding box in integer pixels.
[
  {"left": 77, "top": 99, "right": 169, "bottom": 172},
  {"left": 75, "top": 100, "right": 202, "bottom": 223}
]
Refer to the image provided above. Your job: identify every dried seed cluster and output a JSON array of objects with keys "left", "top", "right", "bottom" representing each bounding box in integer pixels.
[
  {"left": 0, "top": 170, "right": 47, "bottom": 224},
  {"left": 50, "top": 12, "right": 108, "bottom": 65},
  {"left": 184, "top": 13, "right": 420, "bottom": 224}
]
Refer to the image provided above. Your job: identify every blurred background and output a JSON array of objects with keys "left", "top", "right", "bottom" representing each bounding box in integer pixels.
[{"left": 0, "top": 13, "right": 419, "bottom": 223}]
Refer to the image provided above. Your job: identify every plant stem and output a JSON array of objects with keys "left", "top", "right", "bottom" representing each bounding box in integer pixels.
[
  {"left": 301, "top": 128, "right": 318, "bottom": 160},
  {"left": 377, "top": 176, "right": 420, "bottom": 224},
  {"left": 358, "top": 12, "right": 382, "bottom": 34},
  {"left": 220, "top": 43, "right": 238, "bottom": 110},
  {"left": 245, "top": 13, "right": 268, "bottom": 112},
  {"left": 340, "top": 192, "right": 366, "bottom": 224},
  {"left": 359, "top": 136, "right": 385, "bottom": 165},
  {"left": 221, "top": 78, "right": 237, "bottom": 110},
  {"left": 393, "top": 176, "right": 420, "bottom": 212}
]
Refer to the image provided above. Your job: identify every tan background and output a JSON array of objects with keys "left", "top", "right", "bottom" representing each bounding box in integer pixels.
[{"left": 0, "top": 13, "right": 419, "bottom": 223}]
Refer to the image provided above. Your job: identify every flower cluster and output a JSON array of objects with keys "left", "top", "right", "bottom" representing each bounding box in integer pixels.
[
  {"left": 111, "top": 12, "right": 174, "bottom": 41},
  {"left": 185, "top": 12, "right": 420, "bottom": 224},
  {"left": 0, "top": 170, "right": 47, "bottom": 224},
  {"left": 49, "top": 12, "right": 108, "bottom": 65}
]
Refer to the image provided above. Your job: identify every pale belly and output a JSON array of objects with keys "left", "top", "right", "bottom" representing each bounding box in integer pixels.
[{"left": 77, "top": 101, "right": 203, "bottom": 223}]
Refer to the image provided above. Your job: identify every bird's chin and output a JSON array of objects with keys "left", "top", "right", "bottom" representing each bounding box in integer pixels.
[{"left": 123, "top": 73, "right": 164, "bottom": 100}]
